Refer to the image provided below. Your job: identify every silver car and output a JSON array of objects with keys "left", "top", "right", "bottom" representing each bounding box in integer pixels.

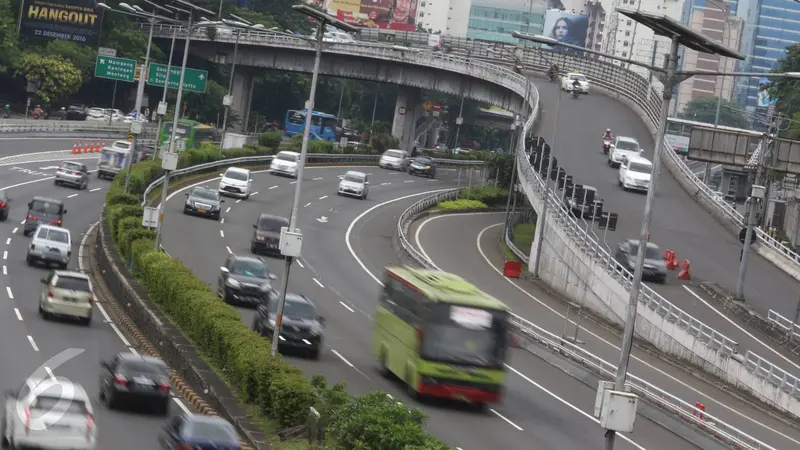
[
  {"left": 378, "top": 149, "right": 409, "bottom": 170},
  {"left": 27, "top": 225, "right": 72, "bottom": 269},
  {"left": 338, "top": 171, "right": 369, "bottom": 199},
  {"left": 39, "top": 270, "right": 93, "bottom": 324},
  {"left": 54, "top": 161, "right": 89, "bottom": 189}
]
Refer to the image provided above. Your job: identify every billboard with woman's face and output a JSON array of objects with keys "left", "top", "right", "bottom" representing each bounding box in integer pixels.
[
  {"left": 325, "top": 0, "right": 418, "bottom": 31},
  {"left": 542, "top": 10, "right": 589, "bottom": 54}
]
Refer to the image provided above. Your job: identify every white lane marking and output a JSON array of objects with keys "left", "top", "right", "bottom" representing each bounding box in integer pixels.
[
  {"left": 269, "top": 185, "right": 278, "bottom": 190},
  {"left": 173, "top": 397, "right": 192, "bottom": 415},
  {"left": 19, "top": 220, "right": 24, "bottom": 225},
  {"left": 339, "top": 301, "right": 355, "bottom": 312},
  {"left": 404, "top": 180, "right": 414, "bottom": 183},
  {"left": 11, "top": 228, "right": 17, "bottom": 234},
  {"left": 109, "top": 323, "right": 132, "bottom": 347},
  {"left": 89, "top": 187, "right": 102, "bottom": 192},
  {"left": 313, "top": 177, "right": 324, "bottom": 181},
  {"left": 2, "top": 251, "right": 6, "bottom": 260},
  {"left": 506, "top": 365, "right": 645, "bottom": 448},
  {"left": 14, "top": 308, "right": 22, "bottom": 321},
  {"left": 235, "top": 199, "right": 242, "bottom": 204},
  {"left": 462, "top": 220, "right": 796, "bottom": 442},
  {"left": 221, "top": 218, "right": 225, "bottom": 224},
  {"left": 78, "top": 221, "right": 97, "bottom": 272},
  {"left": 380, "top": 182, "right": 391, "bottom": 186},
  {"left": 290, "top": 181, "right": 298, "bottom": 184},
  {"left": 128, "top": 347, "right": 139, "bottom": 356},
  {"left": 67, "top": 193, "right": 78, "bottom": 198},
  {"left": 296, "top": 260, "right": 304, "bottom": 268},
  {"left": 219, "top": 230, "right": 225, "bottom": 238},
  {"left": 252, "top": 192, "right": 259, "bottom": 196},
  {"left": 5, "top": 238, "right": 9, "bottom": 245},
  {"left": 27, "top": 335, "right": 39, "bottom": 351},
  {"left": 95, "top": 302, "right": 112, "bottom": 323},
  {"left": 684, "top": 286, "right": 800, "bottom": 373},
  {"left": 226, "top": 246, "right": 232, "bottom": 254},
  {"left": 45, "top": 367, "right": 56, "bottom": 381},
  {"left": 489, "top": 409, "right": 523, "bottom": 431},
  {"left": 225, "top": 207, "right": 231, "bottom": 213},
  {"left": 319, "top": 195, "right": 328, "bottom": 200},
  {"left": 345, "top": 189, "right": 454, "bottom": 285},
  {"left": 6, "top": 286, "right": 12, "bottom": 299},
  {"left": 313, "top": 278, "right": 324, "bottom": 288},
  {"left": 331, "top": 349, "right": 354, "bottom": 367},
  {"left": 304, "top": 202, "right": 311, "bottom": 207},
  {"left": 3, "top": 265, "right": 7, "bottom": 275}
]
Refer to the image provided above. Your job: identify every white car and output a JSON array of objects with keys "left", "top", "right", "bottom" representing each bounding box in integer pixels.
[
  {"left": 338, "top": 171, "right": 369, "bottom": 199},
  {"left": 39, "top": 270, "right": 94, "bottom": 324},
  {"left": 618, "top": 156, "right": 652, "bottom": 192},
  {"left": 608, "top": 136, "right": 644, "bottom": 168},
  {"left": 218, "top": 167, "right": 252, "bottom": 199},
  {"left": 27, "top": 225, "right": 72, "bottom": 270},
  {"left": 2, "top": 378, "right": 97, "bottom": 449},
  {"left": 378, "top": 149, "right": 408, "bottom": 170},
  {"left": 270, "top": 151, "right": 300, "bottom": 178},
  {"left": 561, "top": 73, "right": 590, "bottom": 94},
  {"left": 323, "top": 30, "right": 355, "bottom": 43},
  {"left": 85, "top": 108, "right": 105, "bottom": 122}
]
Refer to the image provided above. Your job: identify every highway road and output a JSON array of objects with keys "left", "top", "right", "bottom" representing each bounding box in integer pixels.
[
  {"left": 0, "top": 137, "right": 99, "bottom": 158},
  {"left": 0, "top": 158, "right": 199, "bottom": 449},
  {"left": 161, "top": 165, "right": 709, "bottom": 450},
  {"left": 531, "top": 81, "right": 800, "bottom": 369},
  {"left": 412, "top": 212, "right": 800, "bottom": 449}
]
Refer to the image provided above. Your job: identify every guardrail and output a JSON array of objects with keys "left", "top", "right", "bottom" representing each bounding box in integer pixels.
[
  {"left": 140, "top": 153, "right": 486, "bottom": 207},
  {"left": 0, "top": 120, "right": 157, "bottom": 135},
  {"left": 768, "top": 310, "right": 800, "bottom": 340}
]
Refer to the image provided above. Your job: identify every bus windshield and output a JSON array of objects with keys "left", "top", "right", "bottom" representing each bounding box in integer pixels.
[
  {"left": 163, "top": 123, "right": 190, "bottom": 136},
  {"left": 421, "top": 304, "right": 506, "bottom": 367}
]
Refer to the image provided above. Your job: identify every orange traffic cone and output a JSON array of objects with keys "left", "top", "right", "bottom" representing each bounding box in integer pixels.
[
  {"left": 72, "top": 142, "right": 77, "bottom": 154},
  {"left": 100, "top": 141, "right": 106, "bottom": 151},
  {"left": 667, "top": 251, "right": 680, "bottom": 270},
  {"left": 89, "top": 142, "right": 95, "bottom": 153},
  {"left": 82, "top": 141, "right": 88, "bottom": 154},
  {"left": 678, "top": 260, "right": 691, "bottom": 280}
]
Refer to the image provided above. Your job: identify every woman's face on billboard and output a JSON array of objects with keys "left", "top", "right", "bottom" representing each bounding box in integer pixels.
[
  {"left": 554, "top": 19, "right": 569, "bottom": 40},
  {"left": 393, "top": 0, "right": 411, "bottom": 22}
]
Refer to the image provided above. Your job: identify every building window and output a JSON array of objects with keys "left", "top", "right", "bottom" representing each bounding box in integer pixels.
[
  {"left": 622, "top": 51, "right": 627, "bottom": 57},
  {"left": 623, "top": 41, "right": 629, "bottom": 47},
  {"left": 627, "top": 20, "right": 632, "bottom": 25},
  {"left": 625, "top": 31, "right": 630, "bottom": 36}
]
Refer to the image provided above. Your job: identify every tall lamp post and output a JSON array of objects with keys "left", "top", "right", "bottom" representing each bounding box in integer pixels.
[
  {"left": 97, "top": 2, "right": 178, "bottom": 193},
  {"left": 152, "top": 4, "right": 187, "bottom": 161},
  {"left": 269, "top": 5, "right": 358, "bottom": 357},
  {"left": 153, "top": 0, "right": 216, "bottom": 252}
]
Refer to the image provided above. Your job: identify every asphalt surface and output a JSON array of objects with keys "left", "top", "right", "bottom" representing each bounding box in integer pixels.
[
  {"left": 161, "top": 166, "right": 703, "bottom": 450},
  {"left": 0, "top": 159, "right": 197, "bottom": 449},
  {"left": 412, "top": 212, "right": 800, "bottom": 449},
  {"left": 0, "top": 137, "right": 92, "bottom": 158},
  {"left": 532, "top": 81, "right": 800, "bottom": 369}
]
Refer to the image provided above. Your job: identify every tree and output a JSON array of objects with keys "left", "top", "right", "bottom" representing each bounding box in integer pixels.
[
  {"left": 678, "top": 97, "right": 749, "bottom": 128},
  {"left": 0, "top": 0, "right": 18, "bottom": 72},
  {"left": 770, "top": 43, "right": 800, "bottom": 115},
  {"left": 15, "top": 53, "right": 82, "bottom": 106}
]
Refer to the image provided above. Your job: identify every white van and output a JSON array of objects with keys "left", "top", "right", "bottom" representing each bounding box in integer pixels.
[
  {"left": 618, "top": 156, "right": 652, "bottom": 192},
  {"left": 218, "top": 167, "right": 252, "bottom": 199},
  {"left": 270, "top": 151, "right": 300, "bottom": 178}
]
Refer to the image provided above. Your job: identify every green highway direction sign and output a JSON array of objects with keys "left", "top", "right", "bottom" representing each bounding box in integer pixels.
[
  {"left": 146, "top": 63, "right": 208, "bottom": 93},
  {"left": 95, "top": 55, "right": 137, "bottom": 82}
]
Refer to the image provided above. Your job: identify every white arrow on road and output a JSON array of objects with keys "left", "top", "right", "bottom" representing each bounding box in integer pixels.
[
  {"left": 39, "top": 166, "right": 59, "bottom": 170},
  {"left": 316, "top": 216, "right": 328, "bottom": 223}
]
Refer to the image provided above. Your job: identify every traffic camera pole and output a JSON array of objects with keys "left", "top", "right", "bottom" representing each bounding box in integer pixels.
[
  {"left": 220, "top": 29, "right": 241, "bottom": 149},
  {"left": 735, "top": 128, "right": 769, "bottom": 299},
  {"left": 124, "top": 12, "right": 155, "bottom": 193},
  {"left": 271, "top": 24, "right": 324, "bottom": 357},
  {"left": 153, "top": 22, "right": 178, "bottom": 161}
]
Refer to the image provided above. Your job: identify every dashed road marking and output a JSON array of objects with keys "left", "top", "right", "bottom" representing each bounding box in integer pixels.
[
  {"left": 319, "top": 195, "right": 328, "bottom": 200},
  {"left": 27, "top": 335, "right": 39, "bottom": 351},
  {"left": 90, "top": 187, "right": 102, "bottom": 192},
  {"left": 313, "top": 278, "right": 324, "bottom": 288},
  {"left": 304, "top": 202, "right": 311, "bottom": 207},
  {"left": 67, "top": 193, "right": 78, "bottom": 198},
  {"left": 269, "top": 185, "right": 278, "bottom": 190},
  {"left": 339, "top": 301, "right": 354, "bottom": 312},
  {"left": 14, "top": 308, "right": 22, "bottom": 321},
  {"left": 219, "top": 230, "right": 225, "bottom": 238}
]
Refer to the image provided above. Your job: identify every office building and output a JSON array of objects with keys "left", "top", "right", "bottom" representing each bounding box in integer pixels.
[
  {"left": 417, "top": 0, "right": 454, "bottom": 33},
  {"left": 583, "top": 0, "right": 607, "bottom": 51},
  {"left": 447, "top": 0, "right": 473, "bottom": 35},
  {"left": 467, "top": 0, "right": 550, "bottom": 43}
]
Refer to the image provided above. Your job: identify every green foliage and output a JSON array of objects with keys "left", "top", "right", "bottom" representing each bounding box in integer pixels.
[
  {"left": 460, "top": 185, "right": 508, "bottom": 206},
  {"left": 770, "top": 44, "right": 800, "bottom": 115},
  {"left": 512, "top": 222, "right": 537, "bottom": 252},
  {"left": 678, "top": 97, "right": 748, "bottom": 128},
  {"left": 258, "top": 132, "right": 283, "bottom": 148},
  {"left": 0, "top": 0, "right": 18, "bottom": 72},
  {"left": 437, "top": 199, "right": 488, "bottom": 210},
  {"left": 371, "top": 133, "right": 400, "bottom": 153},
  {"left": 15, "top": 53, "right": 82, "bottom": 106}
]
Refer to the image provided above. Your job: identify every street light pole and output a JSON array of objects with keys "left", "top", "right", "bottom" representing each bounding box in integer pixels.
[
  {"left": 502, "top": 120, "right": 519, "bottom": 238},
  {"left": 124, "top": 11, "right": 155, "bottom": 193},
  {"left": 153, "top": 21, "right": 178, "bottom": 161},
  {"left": 154, "top": 12, "right": 194, "bottom": 251},
  {"left": 220, "top": 29, "right": 241, "bottom": 148},
  {"left": 735, "top": 128, "right": 769, "bottom": 299}
]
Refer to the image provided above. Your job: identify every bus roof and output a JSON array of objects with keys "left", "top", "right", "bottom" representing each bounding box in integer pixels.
[
  {"left": 386, "top": 266, "right": 508, "bottom": 310},
  {"left": 289, "top": 109, "right": 336, "bottom": 118}
]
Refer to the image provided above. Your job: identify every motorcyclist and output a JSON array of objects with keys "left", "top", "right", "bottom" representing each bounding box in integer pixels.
[
  {"left": 603, "top": 129, "right": 613, "bottom": 140},
  {"left": 572, "top": 78, "right": 581, "bottom": 90},
  {"left": 547, "top": 64, "right": 558, "bottom": 81},
  {"left": 3, "top": 103, "right": 9, "bottom": 119}
]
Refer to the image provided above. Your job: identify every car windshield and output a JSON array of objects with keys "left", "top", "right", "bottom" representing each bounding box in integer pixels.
[
  {"left": 191, "top": 189, "right": 218, "bottom": 200},
  {"left": 271, "top": 297, "right": 317, "bottom": 318},
  {"left": 569, "top": 74, "right": 586, "bottom": 81},
  {"left": 32, "top": 396, "right": 88, "bottom": 414},
  {"left": 225, "top": 170, "right": 248, "bottom": 181},
  {"left": 184, "top": 420, "right": 238, "bottom": 442},
  {"left": 55, "top": 276, "right": 89, "bottom": 291},
  {"left": 231, "top": 259, "right": 269, "bottom": 278},
  {"left": 344, "top": 173, "right": 365, "bottom": 183},
  {"left": 257, "top": 217, "right": 287, "bottom": 232},
  {"left": 414, "top": 157, "right": 432, "bottom": 164},
  {"left": 119, "top": 359, "right": 168, "bottom": 377},
  {"left": 384, "top": 150, "right": 404, "bottom": 159},
  {"left": 46, "top": 229, "right": 69, "bottom": 243},
  {"left": 61, "top": 162, "right": 82, "bottom": 171},
  {"left": 420, "top": 305, "right": 506, "bottom": 367},
  {"left": 616, "top": 139, "right": 639, "bottom": 151},
  {"left": 628, "top": 162, "right": 651, "bottom": 174},
  {"left": 629, "top": 243, "right": 661, "bottom": 259},
  {"left": 276, "top": 152, "right": 298, "bottom": 162},
  {"left": 30, "top": 200, "right": 62, "bottom": 215}
]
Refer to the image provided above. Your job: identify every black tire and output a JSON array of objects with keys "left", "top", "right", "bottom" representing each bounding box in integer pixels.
[
  {"left": 405, "top": 371, "right": 419, "bottom": 401},
  {"left": 250, "top": 243, "right": 257, "bottom": 254},
  {"left": 38, "top": 305, "right": 47, "bottom": 320},
  {"left": 308, "top": 347, "right": 321, "bottom": 360},
  {"left": 26, "top": 256, "right": 33, "bottom": 266},
  {"left": 82, "top": 316, "right": 91, "bottom": 326},
  {"left": 1, "top": 416, "right": 8, "bottom": 448},
  {"left": 156, "top": 399, "right": 170, "bottom": 416},
  {"left": 378, "top": 351, "right": 390, "bottom": 378},
  {"left": 105, "top": 391, "right": 116, "bottom": 409}
]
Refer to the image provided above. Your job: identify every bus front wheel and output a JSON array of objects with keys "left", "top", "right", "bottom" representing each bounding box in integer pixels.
[
  {"left": 405, "top": 370, "right": 420, "bottom": 402},
  {"left": 378, "top": 351, "right": 390, "bottom": 378}
]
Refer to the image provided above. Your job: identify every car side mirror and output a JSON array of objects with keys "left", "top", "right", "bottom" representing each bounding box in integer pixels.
[
  {"left": 63, "top": 209, "right": 67, "bottom": 214},
  {"left": 27, "top": 202, "right": 32, "bottom": 208},
  {"left": 40, "top": 278, "right": 47, "bottom": 284},
  {"left": 220, "top": 267, "right": 229, "bottom": 274},
  {"left": 219, "top": 173, "right": 224, "bottom": 177},
  {"left": 185, "top": 193, "right": 190, "bottom": 197},
  {"left": 365, "top": 181, "right": 370, "bottom": 185},
  {"left": 220, "top": 200, "right": 226, "bottom": 203},
  {"left": 269, "top": 274, "right": 277, "bottom": 280},
  {"left": 318, "top": 316, "right": 326, "bottom": 326},
  {"left": 639, "top": 149, "right": 644, "bottom": 155},
  {"left": 337, "top": 175, "right": 343, "bottom": 179},
  {"left": 252, "top": 224, "right": 257, "bottom": 229}
]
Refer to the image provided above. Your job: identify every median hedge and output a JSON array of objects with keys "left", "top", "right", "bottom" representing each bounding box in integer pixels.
[{"left": 103, "top": 144, "right": 451, "bottom": 449}]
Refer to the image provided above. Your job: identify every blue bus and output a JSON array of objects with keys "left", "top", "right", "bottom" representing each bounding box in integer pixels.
[{"left": 284, "top": 109, "right": 338, "bottom": 142}]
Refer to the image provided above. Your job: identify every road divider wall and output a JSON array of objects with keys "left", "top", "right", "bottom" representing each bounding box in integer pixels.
[{"left": 98, "top": 143, "right": 488, "bottom": 449}]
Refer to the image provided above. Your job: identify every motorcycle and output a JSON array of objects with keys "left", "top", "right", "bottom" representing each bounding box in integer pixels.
[
  {"left": 571, "top": 89, "right": 580, "bottom": 99},
  {"left": 602, "top": 141, "right": 611, "bottom": 154},
  {"left": 548, "top": 72, "right": 556, "bottom": 83}
]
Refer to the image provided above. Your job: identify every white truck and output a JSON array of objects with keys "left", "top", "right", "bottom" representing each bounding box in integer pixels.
[{"left": 97, "top": 140, "right": 132, "bottom": 180}]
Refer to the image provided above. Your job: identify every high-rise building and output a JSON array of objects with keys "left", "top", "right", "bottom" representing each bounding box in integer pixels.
[
  {"left": 447, "top": 0, "right": 473, "bottom": 36},
  {"left": 417, "top": 0, "right": 454, "bottom": 33},
  {"left": 583, "top": 0, "right": 607, "bottom": 52},
  {"left": 467, "top": 0, "right": 553, "bottom": 43}
]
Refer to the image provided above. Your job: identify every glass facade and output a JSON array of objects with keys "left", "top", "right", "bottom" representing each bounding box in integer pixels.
[{"left": 467, "top": 2, "right": 545, "bottom": 43}]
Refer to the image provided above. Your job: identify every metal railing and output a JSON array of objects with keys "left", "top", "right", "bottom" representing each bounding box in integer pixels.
[
  {"left": 140, "top": 153, "right": 486, "bottom": 207},
  {"left": 768, "top": 309, "right": 800, "bottom": 340},
  {"left": 0, "top": 120, "right": 157, "bottom": 134}
]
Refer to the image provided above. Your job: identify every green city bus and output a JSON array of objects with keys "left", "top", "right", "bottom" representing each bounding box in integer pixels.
[
  {"left": 373, "top": 267, "right": 510, "bottom": 407},
  {"left": 158, "top": 119, "right": 215, "bottom": 150}
]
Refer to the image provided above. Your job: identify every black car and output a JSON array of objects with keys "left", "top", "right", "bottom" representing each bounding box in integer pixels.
[
  {"left": 158, "top": 415, "right": 241, "bottom": 450},
  {"left": 64, "top": 104, "right": 87, "bottom": 121},
  {"left": 183, "top": 186, "right": 224, "bottom": 220},
  {"left": 563, "top": 185, "right": 601, "bottom": 219},
  {"left": 251, "top": 214, "right": 289, "bottom": 256},
  {"left": 614, "top": 239, "right": 667, "bottom": 283},
  {"left": 408, "top": 156, "right": 437, "bottom": 178},
  {"left": 252, "top": 293, "right": 325, "bottom": 359},
  {"left": 23, "top": 196, "right": 66, "bottom": 236},
  {"left": 99, "top": 353, "right": 171, "bottom": 414},
  {"left": 0, "top": 191, "right": 8, "bottom": 221},
  {"left": 217, "top": 254, "right": 278, "bottom": 307}
]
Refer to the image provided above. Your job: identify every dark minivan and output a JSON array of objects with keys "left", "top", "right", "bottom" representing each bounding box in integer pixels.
[
  {"left": 24, "top": 196, "right": 66, "bottom": 236},
  {"left": 251, "top": 214, "right": 289, "bottom": 256}
]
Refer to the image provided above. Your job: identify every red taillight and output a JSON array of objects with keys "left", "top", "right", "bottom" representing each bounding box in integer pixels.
[
  {"left": 27, "top": 215, "right": 35, "bottom": 221},
  {"left": 52, "top": 219, "right": 61, "bottom": 226},
  {"left": 415, "top": 328, "right": 423, "bottom": 352},
  {"left": 24, "top": 407, "right": 30, "bottom": 435},
  {"left": 0, "top": 202, "right": 6, "bottom": 208},
  {"left": 158, "top": 381, "right": 170, "bottom": 392},
  {"left": 57, "top": 168, "right": 62, "bottom": 172},
  {"left": 47, "top": 287, "right": 54, "bottom": 298},
  {"left": 113, "top": 374, "right": 128, "bottom": 386},
  {"left": 178, "top": 444, "right": 194, "bottom": 450},
  {"left": 85, "top": 413, "right": 94, "bottom": 441},
  {"left": 30, "top": 244, "right": 35, "bottom": 250},
  {"left": 75, "top": 172, "right": 82, "bottom": 176}
]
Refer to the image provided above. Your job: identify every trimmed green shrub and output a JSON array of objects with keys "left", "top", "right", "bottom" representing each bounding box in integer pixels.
[
  {"left": 269, "top": 372, "right": 317, "bottom": 428},
  {"left": 308, "top": 140, "right": 334, "bottom": 154},
  {"left": 258, "top": 132, "right": 282, "bottom": 148},
  {"left": 460, "top": 185, "right": 508, "bottom": 206},
  {"left": 107, "top": 204, "right": 144, "bottom": 239},
  {"left": 106, "top": 192, "right": 139, "bottom": 207},
  {"left": 119, "top": 228, "right": 156, "bottom": 258},
  {"left": 437, "top": 199, "right": 488, "bottom": 210}
]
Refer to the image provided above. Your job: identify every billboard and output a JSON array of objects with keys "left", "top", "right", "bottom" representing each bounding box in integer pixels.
[
  {"left": 325, "top": 0, "right": 418, "bottom": 31},
  {"left": 757, "top": 77, "right": 778, "bottom": 107},
  {"left": 541, "top": 10, "right": 589, "bottom": 54},
  {"left": 18, "top": 0, "right": 104, "bottom": 47}
]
